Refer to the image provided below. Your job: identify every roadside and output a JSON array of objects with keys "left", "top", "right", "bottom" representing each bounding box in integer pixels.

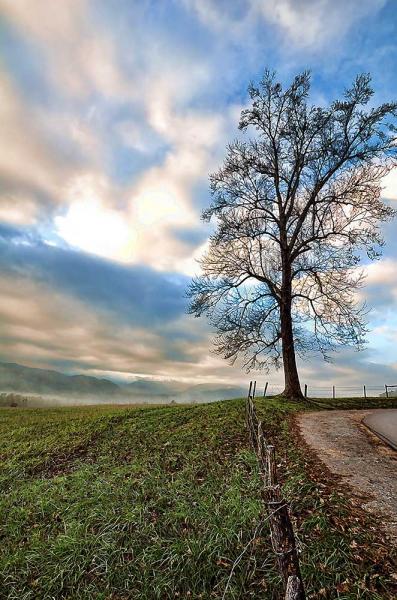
[
  {"left": 297, "top": 409, "right": 397, "bottom": 541},
  {"left": 364, "top": 409, "right": 397, "bottom": 451}
]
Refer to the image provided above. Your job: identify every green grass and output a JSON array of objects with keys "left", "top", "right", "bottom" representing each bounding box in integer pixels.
[
  {"left": 303, "top": 395, "right": 397, "bottom": 410},
  {"left": 1, "top": 397, "right": 396, "bottom": 599}
]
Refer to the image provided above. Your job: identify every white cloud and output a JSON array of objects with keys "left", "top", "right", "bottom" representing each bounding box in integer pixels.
[
  {"left": 0, "top": 250, "right": 396, "bottom": 387},
  {"left": 114, "top": 120, "right": 162, "bottom": 155},
  {"left": 184, "top": 0, "right": 386, "bottom": 50},
  {"left": 364, "top": 258, "right": 397, "bottom": 286},
  {"left": 0, "top": 0, "right": 396, "bottom": 389},
  {"left": 382, "top": 167, "right": 397, "bottom": 201},
  {"left": 0, "top": 273, "right": 166, "bottom": 375},
  {"left": 55, "top": 184, "right": 134, "bottom": 262}
]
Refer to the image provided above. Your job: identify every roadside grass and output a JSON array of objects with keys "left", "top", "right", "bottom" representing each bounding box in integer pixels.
[
  {"left": 0, "top": 397, "right": 396, "bottom": 599},
  {"left": 303, "top": 396, "right": 397, "bottom": 410}
]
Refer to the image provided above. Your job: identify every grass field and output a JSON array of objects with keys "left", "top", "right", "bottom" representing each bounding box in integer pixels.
[{"left": 1, "top": 397, "right": 397, "bottom": 599}]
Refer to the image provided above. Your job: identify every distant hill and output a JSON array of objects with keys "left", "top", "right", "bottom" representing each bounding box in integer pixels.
[
  {"left": 0, "top": 361, "right": 245, "bottom": 403},
  {"left": 0, "top": 362, "right": 121, "bottom": 396}
]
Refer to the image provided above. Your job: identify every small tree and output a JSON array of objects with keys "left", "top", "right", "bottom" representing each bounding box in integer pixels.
[{"left": 188, "top": 71, "right": 397, "bottom": 399}]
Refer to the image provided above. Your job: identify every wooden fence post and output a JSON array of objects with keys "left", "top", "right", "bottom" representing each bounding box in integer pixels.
[
  {"left": 363, "top": 385, "right": 366, "bottom": 399},
  {"left": 285, "top": 576, "right": 303, "bottom": 599},
  {"left": 385, "top": 384, "right": 389, "bottom": 399},
  {"left": 252, "top": 380, "right": 257, "bottom": 399},
  {"left": 304, "top": 384, "right": 307, "bottom": 398},
  {"left": 265, "top": 446, "right": 305, "bottom": 598},
  {"left": 266, "top": 445, "right": 277, "bottom": 486},
  {"left": 264, "top": 382, "right": 268, "bottom": 397},
  {"left": 245, "top": 398, "right": 306, "bottom": 599},
  {"left": 332, "top": 385, "right": 335, "bottom": 399}
]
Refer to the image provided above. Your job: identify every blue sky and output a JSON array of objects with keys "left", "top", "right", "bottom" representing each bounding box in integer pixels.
[{"left": 0, "top": 0, "right": 397, "bottom": 387}]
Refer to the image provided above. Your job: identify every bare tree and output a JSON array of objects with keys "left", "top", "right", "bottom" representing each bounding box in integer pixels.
[{"left": 188, "top": 71, "right": 397, "bottom": 399}]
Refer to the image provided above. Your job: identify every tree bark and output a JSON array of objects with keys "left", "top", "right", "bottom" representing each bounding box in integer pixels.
[{"left": 280, "top": 260, "right": 304, "bottom": 400}]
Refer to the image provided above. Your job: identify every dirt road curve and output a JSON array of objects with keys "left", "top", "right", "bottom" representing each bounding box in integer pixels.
[{"left": 297, "top": 409, "right": 397, "bottom": 541}]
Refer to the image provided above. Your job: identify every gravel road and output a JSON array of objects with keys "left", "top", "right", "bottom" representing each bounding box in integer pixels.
[{"left": 298, "top": 409, "right": 397, "bottom": 541}]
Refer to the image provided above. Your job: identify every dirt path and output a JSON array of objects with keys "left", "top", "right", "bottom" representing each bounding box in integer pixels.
[{"left": 297, "top": 409, "right": 397, "bottom": 541}]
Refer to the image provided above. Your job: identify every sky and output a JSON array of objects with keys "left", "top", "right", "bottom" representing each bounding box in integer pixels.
[{"left": 0, "top": 0, "right": 397, "bottom": 389}]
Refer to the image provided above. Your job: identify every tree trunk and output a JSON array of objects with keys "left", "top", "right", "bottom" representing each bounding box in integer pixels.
[{"left": 280, "top": 261, "right": 304, "bottom": 400}]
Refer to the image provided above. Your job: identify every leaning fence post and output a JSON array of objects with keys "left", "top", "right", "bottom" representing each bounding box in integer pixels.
[
  {"left": 385, "top": 384, "right": 389, "bottom": 399},
  {"left": 363, "top": 385, "right": 366, "bottom": 399},
  {"left": 252, "top": 380, "right": 257, "bottom": 398},
  {"left": 263, "top": 382, "right": 268, "bottom": 397}
]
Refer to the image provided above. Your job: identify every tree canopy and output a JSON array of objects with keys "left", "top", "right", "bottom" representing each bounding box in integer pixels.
[{"left": 188, "top": 71, "right": 397, "bottom": 397}]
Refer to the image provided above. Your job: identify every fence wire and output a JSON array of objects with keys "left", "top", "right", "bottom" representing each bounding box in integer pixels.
[{"left": 259, "top": 383, "right": 397, "bottom": 398}]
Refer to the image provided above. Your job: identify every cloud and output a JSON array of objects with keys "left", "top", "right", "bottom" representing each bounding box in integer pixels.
[
  {"left": 0, "top": 225, "right": 189, "bottom": 329},
  {"left": 0, "top": 225, "right": 396, "bottom": 387},
  {"left": 251, "top": 0, "right": 386, "bottom": 49},
  {"left": 360, "top": 258, "right": 397, "bottom": 308},
  {"left": 54, "top": 175, "right": 134, "bottom": 262},
  {"left": 365, "top": 258, "right": 397, "bottom": 287},
  {"left": 184, "top": 0, "right": 386, "bottom": 50},
  {"left": 0, "top": 194, "right": 38, "bottom": 226},
  {"left": 0, "top": 0, "right": 130, "bottom": 100},
  {"left": 51, "top": 104, "right": 235, "bottom": 270},
  {"left": 0, "top": 75, "right": 77, "bottom": 220},
  {"left": 0, "top": 272, "right": 165, "bottom": 376},
  {"left": 382, "top": 167, "right": 397, "bottom": 201},
  {"left": 0, "top": 0, "right": 238, "bottom": 272},
  {"left": 296, "top": 346, "right": 397, "bottom": 390},
  {"left": 0, "top": 256, "right": 242, "bottom": 384}
]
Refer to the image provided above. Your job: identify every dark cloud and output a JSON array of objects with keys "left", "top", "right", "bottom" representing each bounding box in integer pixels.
[
  {"left": 171, "top": 224, "right": 209, "bottom": 248},
  {"left": 0, "top": 224, "right": 189, "bottom": 328}
]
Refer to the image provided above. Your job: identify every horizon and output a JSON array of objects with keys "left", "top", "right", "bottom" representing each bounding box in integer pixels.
[
  {"left": 1, "top": 1, "right": 397, "bottom": 388},
  {"left": 0, "top": 359, "right": 395, "bottom": 397}
]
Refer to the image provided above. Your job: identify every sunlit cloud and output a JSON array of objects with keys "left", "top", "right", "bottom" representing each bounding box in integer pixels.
[
  {"left": 382, "top": 168, "right": 397, "bottom": 201},
  {"left": 56, "top": 198, "right": 134, "bottom": 262}
]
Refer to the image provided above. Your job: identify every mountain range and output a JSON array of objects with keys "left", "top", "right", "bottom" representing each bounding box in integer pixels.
[{"left": 0, "top": 361, "right": 246, "bottom": 404}]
